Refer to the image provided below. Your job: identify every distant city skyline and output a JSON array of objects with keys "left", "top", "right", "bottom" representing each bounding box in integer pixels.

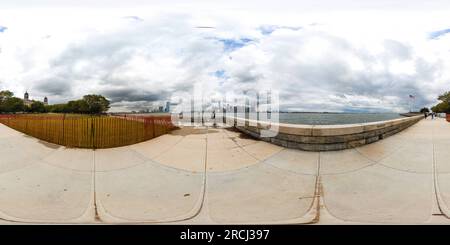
[{"left": 1, "top": 1, "right": 450, "bottom": 112}]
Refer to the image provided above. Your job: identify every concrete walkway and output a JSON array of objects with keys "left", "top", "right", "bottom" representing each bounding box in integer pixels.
[{"left": 0, "top": 118, "right": 449, "bottom": 224}]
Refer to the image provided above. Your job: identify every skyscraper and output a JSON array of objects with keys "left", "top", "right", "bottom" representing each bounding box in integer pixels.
[{"left": 165, "top": 101, "right": 171, "bottom": 113}]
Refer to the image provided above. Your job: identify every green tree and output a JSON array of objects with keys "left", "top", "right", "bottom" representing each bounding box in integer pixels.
[
  {"left": 66, "top": 100, "right": 89, "bottom": 113},
  {"left": 2, "top": 97, "right": 25, "bottom": 113},
  {"left": 431, "top": 102, "right": 450, "bottom": 113},
  {"left": 29, "top": 101, "right": 47, "bottom": 113},
  {"left": 46, "top": 104, "right": 67, "bottom": 113},
  {"left": 16, "top": 93, "right": 110, "bottom": 114},
  {"left": 420, "top": 107, "right": 430, "bottom": 113},
  {"left": 0, "top": 90, "right": 14, "bottom": 101},
  {"left": 434, "top": 92, "right": 450, "bottom": 113},
  {"left": 438, "top": 91, "right": 450, "bottom": 103},
  {"left": 0, "top": 90, "right": 15, "bottom": 112},
  {"left": 82, "top": 94, "right": 110, "bottom": 114}
]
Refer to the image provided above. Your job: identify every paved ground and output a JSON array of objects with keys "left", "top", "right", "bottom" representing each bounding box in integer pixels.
[{"left": 0, "top": 117, "right": 449, "bottom": 224}]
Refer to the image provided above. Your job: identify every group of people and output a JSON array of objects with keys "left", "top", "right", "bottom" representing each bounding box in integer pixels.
[{"left": 424, "top": 111, "right": 437, "bottom": 119}]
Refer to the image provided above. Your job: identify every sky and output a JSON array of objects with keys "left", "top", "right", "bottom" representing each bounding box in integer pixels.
[{"left": 1, "top": 1, "right": 450, "bottom": 112}]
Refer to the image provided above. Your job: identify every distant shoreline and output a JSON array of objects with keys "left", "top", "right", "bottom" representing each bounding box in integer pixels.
[{"left": 278, "top": 111, "right": 403, "bottom": 114}]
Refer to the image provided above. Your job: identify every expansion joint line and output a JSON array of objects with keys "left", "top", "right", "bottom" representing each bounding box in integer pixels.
[
  {"left": 312, "top": 151, "right": 322, "bottom": 223},
  {"left": 431, "top": 122, "right": 447, "bottom": 217},
  {"left": 201, "top": 126, "right": 209, "bottom": 215},
  {"left": 181, "top": 125, "right": 209, "bottom": 222},
  {"left": 93, "top": 149, "right": 101, "bottom": 222},
  {"left": 226, "top": 125, "right": 323, "bottom": 223},
  {"left": 166, "top": 125, "right": 210, "bottom": 223}
]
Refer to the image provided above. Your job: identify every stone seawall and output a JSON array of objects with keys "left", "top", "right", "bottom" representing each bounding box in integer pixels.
[{"left": 230, "top": 115, "right": 423, "bottom": 151}]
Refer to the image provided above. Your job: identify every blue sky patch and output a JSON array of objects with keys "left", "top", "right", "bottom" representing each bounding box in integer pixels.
[
  {"left": 259, "top": 25, "right": 302, "bottom": 35},
  {"left": 0, "top": 26, "right": 7, "bottom": 33},
  {"left": 214, "top": 70, "right": 226, "bottom": 78},
  {"left": 429, "top": 28, "right": 450, "bottom": 39},
  {"left": 217, "top": 38, "right": 253, "bottom": 51},
  {"left": 260, "top": 26, "right": 277, "bottom": 35}
]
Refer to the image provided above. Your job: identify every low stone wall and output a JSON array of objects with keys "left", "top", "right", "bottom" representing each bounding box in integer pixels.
[{"left": 231, "top": 115, "right": 423, "bottom": 151}]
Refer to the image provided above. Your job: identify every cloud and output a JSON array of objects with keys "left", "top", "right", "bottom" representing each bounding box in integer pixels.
[
  {"left": 3, "top": 14, "right": 224, "bottom": 108},
  {"left": 0, "top": 7, "right": 450, "bottom": 113},
  {"left": 100, "top": 88, "right": 168, "bottom": 103},
  {"left": 218, "top": 27, "right": 447, "bottom": 112},
  {"left": 123, "top": 16, "right": 143, "bottom": 22},
  {"left": 34, "top": 77, "right": 72, "bottom": 96}
]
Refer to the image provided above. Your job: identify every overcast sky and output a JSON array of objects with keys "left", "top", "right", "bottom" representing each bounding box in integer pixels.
[{"left": 1, "top": 0, "right": 450, "bottom": 112}]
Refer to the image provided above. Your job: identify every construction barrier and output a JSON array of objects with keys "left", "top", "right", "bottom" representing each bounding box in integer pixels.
[{"left": 0, "top": 114, "right": 176, "bottom": 148}]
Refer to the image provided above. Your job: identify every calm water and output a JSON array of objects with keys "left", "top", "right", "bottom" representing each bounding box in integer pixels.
[
  {"left": 275, "top": 112, "right": 404, "bottom": 125},
  {"left": 125, "top": 112, "right": 405, "bottom": 125}
]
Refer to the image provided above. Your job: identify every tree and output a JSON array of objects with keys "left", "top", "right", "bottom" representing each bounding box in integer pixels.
[
  {"left": 0, "top": 90, "right": 24, "bottom": 113},
  {"left": 0, "top": 90, "right": 15, "bottom": 112},
  {"left": 66, "top": 100, "right": 89, "bottom": 113},
  {"left": 0, "top": 91, "right": 111, "bottom": 114},
  {"left": 0, "top": 90, "right": 14, "bottom": 101},
  {"left": 1, "top": 97, "right": 25, "bottom": 113},
  {"left": 29, "top": 101, "right": 47, "bottom": 113},
  {"left": 433, "top": 92, "right": 450, "bottom": 113},
  {"left": 420, "top": 107, "right": 430, "bottom": 113},
  {"left": 44, "top": 95, "right": 110, "bottom": 114},
  {"left": 438, "top": 91, "right": 450, "bottom": 103},
  {"left": 82, "top": 94, "right": 110, "bottom": 114},
  {"left": 46, "top": 104, "right": 67, "bottom": 113},
  {"left": 431, "top": 102, "right": 450, "bottom": 113}
]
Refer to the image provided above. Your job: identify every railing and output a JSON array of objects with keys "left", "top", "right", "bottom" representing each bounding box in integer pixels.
[{"left": 0, "top": 114, "right": 176, "bottom": 148}]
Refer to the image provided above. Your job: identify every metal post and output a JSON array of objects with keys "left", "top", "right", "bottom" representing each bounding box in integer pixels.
[
  {"left": 191, "top": 99, "right": 194, "bottom": 124},
  {"left": 223, "top": 107, "right": 226, "bottom": 124},
  {"left": 256, "top": 92, "right": 260, "bottom": 122}
]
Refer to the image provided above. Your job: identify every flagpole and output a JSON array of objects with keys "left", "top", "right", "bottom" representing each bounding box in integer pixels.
[
  {"left": 409, "top": 96, "right": 412, "bottom": 113},
  {"left": 408, "top": 95, "right": 415, "bottom": 113}
]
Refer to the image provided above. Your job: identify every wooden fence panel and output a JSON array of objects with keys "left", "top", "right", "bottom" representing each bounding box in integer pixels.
[{"left": 0, "top": 114, "right": 176, "bottom": 148}]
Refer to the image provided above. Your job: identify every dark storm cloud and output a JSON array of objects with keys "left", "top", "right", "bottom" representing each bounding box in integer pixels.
[
  {"left": 34, "top": 77, "right": 72, "bottom": 96},
  {"left": 100, "top": 88, "right": 168, "bottom": 103}
]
